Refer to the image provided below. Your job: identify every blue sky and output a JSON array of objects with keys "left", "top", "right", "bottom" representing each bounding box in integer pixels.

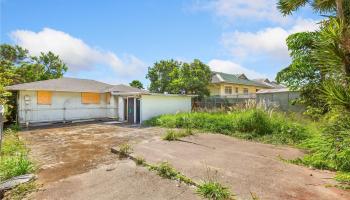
[{"left": 1, "top": 0, "right": 321, "bottom": 86}]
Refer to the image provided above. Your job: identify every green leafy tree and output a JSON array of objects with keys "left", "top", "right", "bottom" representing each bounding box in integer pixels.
[
  {"left": 129, "top": 80, "right": 144, "bottom": 89},
  {"left": 278, "top": 0, "right": 350, "bottom": 78},
  {"left": 276, "top": 32, "right": 328, "bottom": 117},
  {"left": 0, "top": 44, "right": 67, "bottom": 122},
  {"left": 146, "top": 59, "right": 212, "bottom": 98},
  {"left": 146, "top": 59, "right": 181, "bottom": 93},
  {"left": 180, "top": 59, "right": 211, "bottom": 97}
]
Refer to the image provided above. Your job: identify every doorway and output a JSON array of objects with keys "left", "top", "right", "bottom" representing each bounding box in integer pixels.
[
  {"left": 127, "top": 97, "right": 134, "bottom": 123},
  {"left": 136, "top": 98, "right": 140, "bottom": 124}
]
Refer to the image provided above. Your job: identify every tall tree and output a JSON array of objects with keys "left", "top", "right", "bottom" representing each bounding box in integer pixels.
[{"left": 129, "top": 80, "right": 144, "bottom": 89}]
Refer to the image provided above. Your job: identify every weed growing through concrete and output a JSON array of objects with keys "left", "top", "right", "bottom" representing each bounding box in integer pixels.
[
  {"left": 162, "top": 129, "right": 193, "bottom": 141},
  {"left": 197, "top": 181, "right": 233, "bottom": 200},
  {"left": 4, "top": 181, "right": 37, "bottom": 200},
  {"left": 135, "top": 156, "right": 145, "bottom": 166},
  {"left": 118, "top": 143, "right": 132, "bottom": 158},
  {"left": 148, "top": 162, "right": 196, "bottom": 186}
]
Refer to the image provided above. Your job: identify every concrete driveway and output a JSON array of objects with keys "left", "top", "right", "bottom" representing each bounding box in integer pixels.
[
  {"left": 19, "top": 122, "right": 199, "bottom": 200},
  {"left": 133, "top": 133, "right": 350, "bottom": 200}
]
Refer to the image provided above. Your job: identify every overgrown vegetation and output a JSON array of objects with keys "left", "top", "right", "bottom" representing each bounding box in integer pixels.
[
  {"left": 0, "top": 127, "right": 34, "bottom": 181},
  {"left": 146, "top": 109, "right": 309, "bottom": 145},
  {"left": 145, "top": 108, "right": 350, "bottom": 188}
]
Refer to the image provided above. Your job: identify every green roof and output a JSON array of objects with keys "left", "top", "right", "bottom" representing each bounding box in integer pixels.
[{"left": 212, "top": 72, "right": 270, "bottom": 88}]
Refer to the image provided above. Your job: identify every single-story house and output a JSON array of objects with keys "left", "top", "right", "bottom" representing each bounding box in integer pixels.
[{"left": 5, "top": 77, "right": 194, "bottom": 125}]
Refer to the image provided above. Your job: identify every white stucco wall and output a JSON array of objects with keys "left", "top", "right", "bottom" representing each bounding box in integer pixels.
[
  {"left": 18, "top": 91, "right": 118, "bottom": 124},
  {"left": 140, "top": 95, "right": 192, "bottom": 122}
]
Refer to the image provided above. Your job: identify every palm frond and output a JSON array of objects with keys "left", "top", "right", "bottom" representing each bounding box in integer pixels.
[
  {"left": 312, "top": 0, "right": 336, "bottom": 14},
  {"left": 312, "top": 18, "right": 344, "bottom": 75},
  {"left": 277, "top": 0, "right": 308, "bottom": 15},
  {"left": 322, "top": 80, "right": 350, "bottom": 110}
]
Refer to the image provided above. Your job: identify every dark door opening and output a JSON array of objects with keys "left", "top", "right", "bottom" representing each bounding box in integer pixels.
[
  {"left": 127, "top": 98, "right": 134, "bottom": 123},
  {"left": 136, "top": 98, "right": 140, "bottom": 124},
  {"left": 123, "top": 98, "right": 127, "bottom": 121}
]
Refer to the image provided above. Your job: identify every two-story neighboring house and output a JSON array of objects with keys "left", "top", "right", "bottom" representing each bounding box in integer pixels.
[{"left": 208, "top": 72, "right": 273, "bottom": 98}]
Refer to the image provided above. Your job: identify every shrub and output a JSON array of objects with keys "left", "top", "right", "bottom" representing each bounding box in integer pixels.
[{"left": 197, "top": 181, "right": 233, "bottom": 200}]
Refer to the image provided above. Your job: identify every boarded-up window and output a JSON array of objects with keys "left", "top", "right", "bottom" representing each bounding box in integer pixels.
[
  {"left": 106, "top": 93, "right": 111, "bottom": 104},
  {"left": 81, "top": 92, "right": 100, "bottom": 104},
  {"left": 37, "top": 91, "right": 52, "bottom": 105}
]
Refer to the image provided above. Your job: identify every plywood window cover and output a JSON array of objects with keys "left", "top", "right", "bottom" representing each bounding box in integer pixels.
[
  {"left": 37, "top": 91, "right": 52, "bottom": 105},
  {"left": 106, "top": 93, "right": 111, "bottom": 104},
  {"left": 81, "top": 92, "right": 100, "bottom": 104}
]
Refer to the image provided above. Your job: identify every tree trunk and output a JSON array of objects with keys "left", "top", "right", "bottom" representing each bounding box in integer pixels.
[{"left": 336, "top": 0, "right": 350, "bottom": 80}]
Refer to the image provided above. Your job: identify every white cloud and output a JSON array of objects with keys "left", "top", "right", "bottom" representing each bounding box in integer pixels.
[
  {"left": 221, "top": 18, "right": 319, "bottom": 60},
  {"left": 10, "top": 28, "right": 147, "bottom": 81},
  {"left": 192, "top": 0, "right": 291, "bottom": 25},
  {"left": 208, "top": 59, "right": 267, "bottom": 79}
]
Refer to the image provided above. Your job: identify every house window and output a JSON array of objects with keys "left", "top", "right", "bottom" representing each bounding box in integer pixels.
[
  {"left": 37, "top": 91, "right": 52, "bottom": 105},
  {"left": 106, "top": 93, "right": 111, "bottom": 104},
  {"left": 224, "top": 86, "right": 232, "bottom": 95},
  {"left": 235, "top": 87, "right": 239, "bottom": 93},
  {"left": 243, "top": 88, "right": 249, "bottom": 94},
  {"left": 81, "top": 92, "right": 100, "bottom": 104}
]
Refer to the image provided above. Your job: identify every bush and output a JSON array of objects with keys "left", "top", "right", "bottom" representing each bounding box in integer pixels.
[{"left": 197, "top": 181, "right": 233, "bottom": 200}]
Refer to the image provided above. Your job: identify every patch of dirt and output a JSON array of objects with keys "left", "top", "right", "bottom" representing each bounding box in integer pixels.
[{"left": 20, "top": 122, "right": 164, "bottom": 184}]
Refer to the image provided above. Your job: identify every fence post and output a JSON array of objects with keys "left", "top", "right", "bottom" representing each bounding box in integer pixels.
[{"left": 0, "top": 105, "right": 4, "bottom": 152}]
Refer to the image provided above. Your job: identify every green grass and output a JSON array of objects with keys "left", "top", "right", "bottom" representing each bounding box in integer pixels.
[
  {"left": 197, "top": 181, "right": 233, "bottom": 200},
  {"left": 0, "top": 128, "right": 34, "bottom": 181}
]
